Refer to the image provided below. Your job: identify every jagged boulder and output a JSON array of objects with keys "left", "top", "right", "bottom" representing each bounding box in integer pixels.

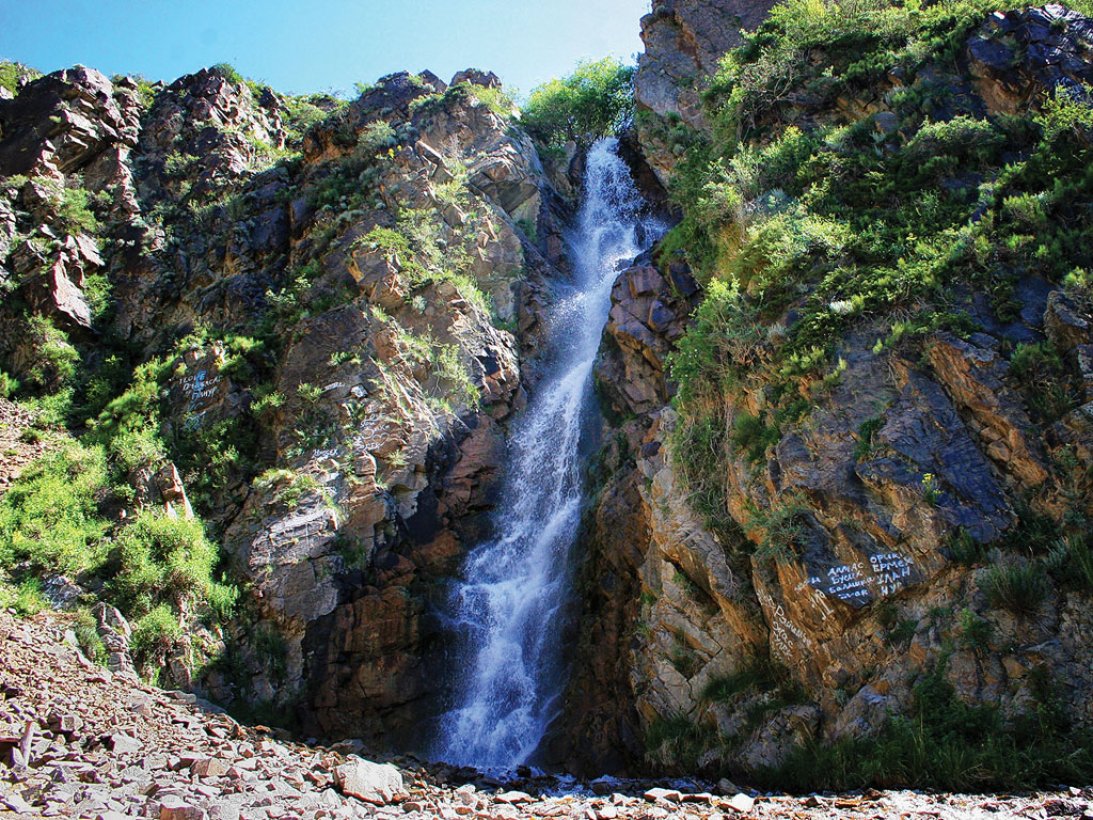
[
  {"left": 598, "top": 260, "right": 700, "bottom": 415},
  {"left": 0, "top": 66, "right": 140, "bottom": 176}
]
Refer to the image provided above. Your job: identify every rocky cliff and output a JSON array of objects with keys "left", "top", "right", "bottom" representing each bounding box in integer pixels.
[
  {"left": 634, "top": 0, "right": 779, "bottom": 186},
  {"left": 0, "top": 62, "right": 575, "bottom": 749},
  {"left": 566, "top": 0, "right": 1093, "bottom": 789},
  {"left": 5, "top": 0, "right": 1093, "bottom": 793}
]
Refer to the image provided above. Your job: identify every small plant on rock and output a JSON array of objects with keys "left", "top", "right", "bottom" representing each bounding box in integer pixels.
[{"left": 983, "top": 560, "right": 1048, "bottom": 617}]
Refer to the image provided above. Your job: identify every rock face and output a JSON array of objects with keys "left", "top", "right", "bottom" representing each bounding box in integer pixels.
[
  {"left": 967, "top": 5, "right": 1093, "bottom": 113},
  {"left": 633, "top": 0, "right": 778, "bottom": 185},
  {"left": 564, "top": 1, "right": 1093, "bottom": 781},
  {"left": 0, "top": 64, "right": 572, "bottom": 748}
]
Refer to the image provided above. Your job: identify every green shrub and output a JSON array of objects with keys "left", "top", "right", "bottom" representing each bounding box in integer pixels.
[
  {"left": 467, "top": 84, "right": 516, "bottom": 118},
  {"left": 129, "top": 603, "right": 182, "bottom": 669},
  {"left": 853, "top": 416, "right": 883, "bottom": 461},
  {"left": 211, "top": 62, "right": 245, "bottom": 85},
  {"left": 983, "top": 561, "right": 1048, "bottom": 617},
  {"left": 645, "top": 714, "right": 715, "bottom": 771},
  {"left": 745, "top": 495, "right": 806, "bottom": 564},
  {"left": 758, "top": 656, "right": 1093, "bottom": 791},
  {"left": 72, "top": 608, "right": 108, "bottom": 665},
  {"left": 253, "top": 468, "right": 322, "bottom": 510},
  {"left": 112, "top": 511, "right": 236, "bottom": 619},
  {"left": 357, "top": 120, "right": 397, "bottom": 155},
  {"left": 947, "top": 528, "right": 986, "bottom": 565},
  {"left": 0, "top": 61, "right": 40, "bottom": 95},
  {"left": 24, "top": 316, "right": 80, "bottom": 392},
  {"left": 702, "top": 655, "right": 782, "bottom": 703},
  {"left": 731, "top": 411, "right": 780, "bottom": 464},
  {"left": 0, "top": 577, "right": 49, "bottom": 615},
  {"left": 56, "top": 186, "right": 99, "bottom": 235},
  {"left": 0, "top": 443, "right": 110, "bottom": 575},
  {"left": 521, "top": 58, "right": 634, "bottom": 148},
  {"left": 1009, "top": 342, "right": 1077, "bottom": 423},
  {"left": 958, "top": 607, "right": 993, "bottom": 653},
  {"left": 0, "top": 370, "right": 18, "bottom": 399}
]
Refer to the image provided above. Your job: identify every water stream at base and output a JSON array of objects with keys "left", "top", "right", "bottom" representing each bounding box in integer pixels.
[{"left": 432, "top": 137, "right": 663, "bottom": 768}]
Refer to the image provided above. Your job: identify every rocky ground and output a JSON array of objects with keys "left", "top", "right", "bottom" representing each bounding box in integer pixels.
[{"left": 2, "top": 610, "right": 1091, "bottom": 820}]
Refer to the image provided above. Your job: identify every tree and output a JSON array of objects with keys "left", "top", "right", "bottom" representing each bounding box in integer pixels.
[{"left": 520, "top": 57, "right": 635, "bottom": 149}]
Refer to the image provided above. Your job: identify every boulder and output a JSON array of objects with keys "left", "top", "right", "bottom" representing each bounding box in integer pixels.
[{"left": 333, "top": 757, "right": 404, "bottom": 805}]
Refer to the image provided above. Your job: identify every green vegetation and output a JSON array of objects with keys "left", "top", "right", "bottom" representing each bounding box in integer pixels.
[
  {"left": 521, "top": 57, "right": 634, "bottom": 150},
  {"left": 701, "top": 655, "right": 786, "bottom": 704},
  {"left": 756, "top": 658, "right": 1093, "bottom": 791},
  {"left": 983, "top": 560, "right": 1048, "bottom": 617},
  {"left": 0, "top": 60, "right": 40, "bottom": 95},
  {"left": 647, "top": 0, "right": 1093, "bottom": 789},
  {"left": 646, "top": 714, "right": 716, "bottom": 770},
  {"left": 0, "top": 438, "right": 237, "bottom": 675},
  {"left": 664, "top": 0, "right": 1093, "bottom": 566}
]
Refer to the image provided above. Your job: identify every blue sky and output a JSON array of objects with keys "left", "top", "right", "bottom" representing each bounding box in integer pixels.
[{"left": 0, "top": 0, "right": 651, "bottom": 98}]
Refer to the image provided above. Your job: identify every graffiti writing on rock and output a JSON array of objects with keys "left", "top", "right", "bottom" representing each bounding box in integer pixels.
[
  {"left": 179, "top": 369, "right": 223, "bottom": 411},
  {"left": 809, "top": 552, "right": 916, "bottom": 604},
  {"left": 758, "top": 589, "right": 814, "bottom": 661}
]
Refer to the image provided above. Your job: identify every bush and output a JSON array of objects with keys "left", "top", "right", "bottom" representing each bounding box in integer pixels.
[
  {"left": 211, "top": 62, "right": 245, "bottom": 85},
  {"left": 646, "top": 714, "right": 715, "bottom": 771},
  {"left": 0, "top": 61, "right": 40, "bottom": 95},
  {"left": 983, "top": 561, "right": 1048, "bottom": 617},
  {"left": 731, "top": 411, "right": 780, "bottom": 464},
  {"left": 521, "top": 58, "right": 634, "bottom": 148},
  {"left": 701, "top": 655, "right": 782, "bottom": 703},
  {"left": 357, "top": 120, "right": 397, "bottom": 155},
  {"left": 129, "top": 603, "right": 182, "bottom": 671},
  {"left": 0, "top": 370, "right": 19, "bottom": 399},
  {"left": 112, "top": 511, "right": 236, "bottom": 619},
  {"left": 0, "top": 443, "right": 110, "bottom": 576},
  {"left": 757, "top": 658, "right": 1093, "bottom": 791},
  {"left": 24, "top": 316, "right": 80, "bottom": 392}
]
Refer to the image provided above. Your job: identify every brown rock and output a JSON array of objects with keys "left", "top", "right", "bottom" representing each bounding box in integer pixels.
[
  {"left": 159, "top": 797, "right": 209, "bottom": 820},
  {"left": 190, "top": 757, "right": 230, "bottom": 778}
]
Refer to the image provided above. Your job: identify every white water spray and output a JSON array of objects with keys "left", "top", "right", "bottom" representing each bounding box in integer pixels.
[{"left": 433, "top": 138, "right": 662, "bottom": 767}]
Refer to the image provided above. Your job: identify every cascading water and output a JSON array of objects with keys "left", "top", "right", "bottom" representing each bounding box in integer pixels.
[{"left": 433, "top": 137, "right": 663, "bottom": 768}]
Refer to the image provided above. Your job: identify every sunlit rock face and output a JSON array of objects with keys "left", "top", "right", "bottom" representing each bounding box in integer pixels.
[
  {"left": 633, "top": 0, "right": 778, "bottom": 187},
  {"left": 563, "top": 2, "right": 1093, "bottom": 780},
  {"left": 0, "top": 63, "right": 574, "bottom": 748}
]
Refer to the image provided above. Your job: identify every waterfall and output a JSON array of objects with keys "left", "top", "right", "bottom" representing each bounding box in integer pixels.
[{"left": 432, "top": 137, "right": 663, "bottom": 768}]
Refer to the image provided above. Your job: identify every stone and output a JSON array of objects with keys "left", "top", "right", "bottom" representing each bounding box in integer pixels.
[
  {"left": 191, "top": 757, "right": 230, "bottom": 778},
  {"left": 874, "top": 111, "right": 900, "bottom": 135},
  {"left": 727, "top": 794, "right": 755, "bottom": 813},
  {"left": 644, "top": 788, "right": 683, "bottom": 804},
  {"left": 494, "top": 791, "right": 534, "bottom": 804},
  {"left": 159, "top": 796, "right": 209, "bottom": 820},
  {"left": 104, "top": 733, "right": 142, "bottom": 755},
  {"left": 332, "top": 758, "right": 404, "bottom": 805},
  {"left": 47, "top": 712, "right": 83, "bottom": 735}
]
